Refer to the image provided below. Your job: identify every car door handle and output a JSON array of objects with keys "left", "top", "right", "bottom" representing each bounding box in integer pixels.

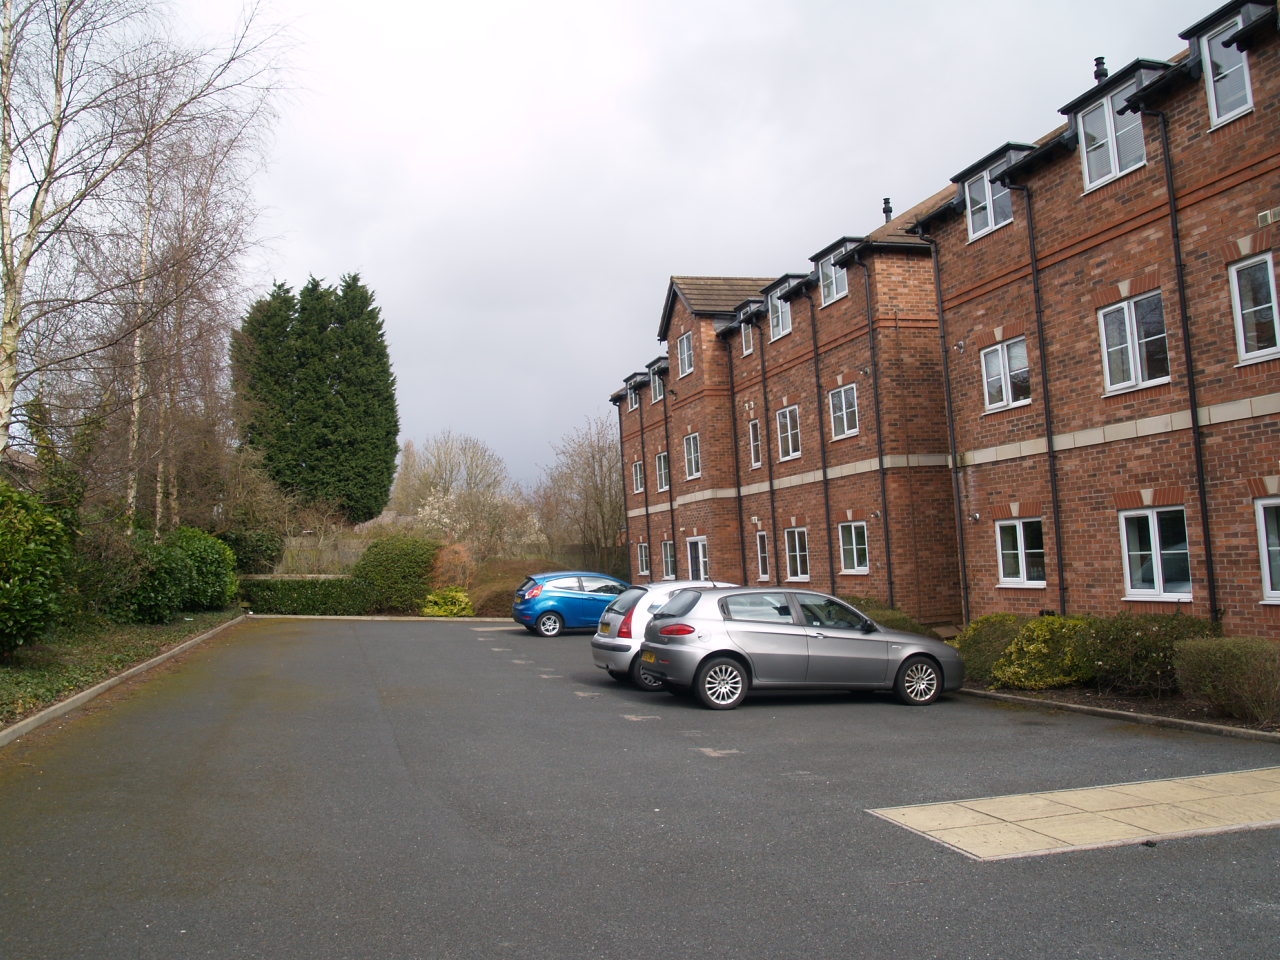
[{"left": 811, "top": 631, "right": 826, "bottom": 638}]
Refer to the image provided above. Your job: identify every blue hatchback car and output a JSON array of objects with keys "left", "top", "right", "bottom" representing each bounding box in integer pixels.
[{"left": 513, "top": 571, "right": 629, "bottom": 637}]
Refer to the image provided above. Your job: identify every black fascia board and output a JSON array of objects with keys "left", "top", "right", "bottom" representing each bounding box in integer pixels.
[
  {"left": 645, "top": 355, "right": 669, "bottom": 375},
  {"left": 949, "top": 142, "right": 1039, "bottom": 187},
  {"left": 779, "top": 273, "right": 817, "bottom": 303},
  {"left": 624, "top": 371, "right": 650, "bottom": 388},
  {"left": 761, "top": 273, "right": 810, "bottom": 300},
  {"left": 999, "top": 132, "right": 1075, "bottom": 184},
  {"left": 911, "top": 193, "right": 966, "bottom": 233},
  {"left": 1057, "top": 59, "right": 1174, "bottom": 115},
  {"left": 1179, "top": 1, "right": 1272, "bottom": 42},
  {"left": 809, "top": 236, "right": 863, "bottom": 264}
]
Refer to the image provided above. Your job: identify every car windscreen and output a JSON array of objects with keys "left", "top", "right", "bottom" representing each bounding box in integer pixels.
[{"left": 652, "top": 588, "right": 702, "bottom": 619}]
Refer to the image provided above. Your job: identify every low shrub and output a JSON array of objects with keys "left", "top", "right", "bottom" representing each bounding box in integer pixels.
[
  {"left": 117, "top": 538, "right": 194, "bottom": 625},
  {"left": 1174, "top": 636, "right": 1280, "bottom": 723},
  {"left": 840, "top": 596, "right": 940, "bottom": 639},
  {"left": 1079, "top": 613, "right": 1217, "bottom": 698},
  {"left": 429, "top": 543, "right": 476, "bottom": 591},
  {"left": 422, "top": 586, "right": 474, "bottom": 617},
  {"left": 238, "top": 577, "right": 376, "bottom": 616},
  {"left": 217, "top": 529, "right": 285, "bottom": 574},
  {"left": 991, "top": 615, "right": 1095, "bottom": 690},
  {"left": 0, "top": 482, "right": 71, "bottom": 659},
  {"left": 950, "top": 613, "right": 1030, "bottom": 685},
  {"left": 165, "top": 528, "right": 238, "bottom": 611},
  {"left": 351, "top": 535, "right": 439, "bottom": 615}
]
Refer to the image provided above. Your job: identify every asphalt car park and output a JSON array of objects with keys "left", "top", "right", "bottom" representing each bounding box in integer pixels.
[{"left": 2, "top": 617, "right": 1278, "bottom": 960}]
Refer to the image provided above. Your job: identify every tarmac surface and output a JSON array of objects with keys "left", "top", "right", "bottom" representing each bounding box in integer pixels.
[{"left": 1, "top": 616, "right": 1278, "bottom": 959}]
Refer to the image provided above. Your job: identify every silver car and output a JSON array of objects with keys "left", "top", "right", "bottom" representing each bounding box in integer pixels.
[
  {"left": 591, "top": 580, "right": 735, "bottom": 690},
  {"left": 638, "top": 587, "right": 964, "bottom": 709}
]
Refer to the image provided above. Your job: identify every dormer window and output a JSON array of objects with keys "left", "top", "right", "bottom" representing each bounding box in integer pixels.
[
  {"left": 768, "top": 290, "right": 791, "bottom": 340},
  {"left": 651, "top": 374, "right": 665, "bottom": 402},
  {"left": 741, "top": 321, "right": 754, "bottom": 356},
  {"left": 1080, "top": 79, "right": 1144, "bottom": 189},
  {"left": 965, "top": 158, "right": 1013, "bottom": 240},
  {"left": 1201, "top": 16, "right": 1252, "bottom": 125},
  {"left": 818, "top": 254, "right": 848, "bottom": 306},
  {"left": 627, "top": 387, "right": 639, "bottom": 411}
]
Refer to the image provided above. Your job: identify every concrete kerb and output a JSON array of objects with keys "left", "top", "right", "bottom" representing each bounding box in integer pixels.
[{"left": 959, "top": 687, "right": 1280, "bottom": 744}]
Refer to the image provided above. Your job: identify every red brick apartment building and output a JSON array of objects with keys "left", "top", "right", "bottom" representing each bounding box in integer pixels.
[{"left": 612, "top": 0, "right": 1279, "bottom": 636}]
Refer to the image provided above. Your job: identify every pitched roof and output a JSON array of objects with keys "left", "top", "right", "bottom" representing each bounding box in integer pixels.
[{"left": 659, "top": 276, "right": 775, "bottom": 340}]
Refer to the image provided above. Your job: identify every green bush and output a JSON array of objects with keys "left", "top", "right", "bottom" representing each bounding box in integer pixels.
[
  {"left": 422, "top": 586, "right": 474, "bottom": 617},
  {"left": 351, "top": 535, "right": 439, "bottom": 615},
  {"left": 950, "top": 613, "right": 1030, "bottom": 685},
  {"left": 840, "top": 596, "right": 940, "bottom": 639},
  {"left": 1174, "top": 637, "right": 1280, "bottom": 723},
  {"left": 1078, "top": 613, "right": 1216, "bottom": 698},
  {"left": 238, "top": 577, "right": 376, "bottom": 616},
  {"left": 116, "top": 538, "right": 194, "bottom": 625},
  {"left": 217, "top": 529, "right": 284, "bottom": 574},
  {"left": 992, "top": 615, "right": 1095, "bottom": 690},
  {"left": 165, "top": 528, "right": 237, "bottom": 611},
  {"left": 66, "top": 521, "right": 144, "bottom": 619},
  {"left": 0, "top": 482, "right": 71, "bottom": 659}
]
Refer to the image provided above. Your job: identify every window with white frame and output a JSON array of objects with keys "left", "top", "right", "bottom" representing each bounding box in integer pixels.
[
  {"left": 784, "top": 527, "right": 810, "bottom": 581},
  {"left": 982, "top": 337, "right": 1031, "bottom": 411},
  {"left": 631, "top": 460, "right": 644, "bottom": 493},
  {"left": 741, "top": 322, "right": 754, "bottom": 356},
  {"left": 1098, "top": 291, "right": 1169, "bottom": 392},
  {"left": 776, "top": 405, "right": 801, "bottom": 461},
  {"left": 818, "top": 254, "right": 848, "bottom": 306},
  {"left": 829, "top": 384, "right": 859, "bottom": 439},
  {"left": 1202, "top": 17, "right": 1252, "bottom": 125},
  {"left": 651, "top": 375, "right": 665, "bottom": 402},
  {"left": 655, "top": 451, "right": 670, "bottom": 491},
  {"left": 768, "top": 290, "right": 792, "bottom": 340},
  {"left": 1120, "top": 507, "right": 1191, "bottom": 599},
  {"left": 677, "top": 331, "right": 694, "bottom": 377},
  {"left": 683, "top": 432, "right": 701, "bottom": 479},
  {"left": 1257, "top": 498, "right": 1280, "bottom": 602},
  {"left": 627, "top": 387, "right": 638, "bottom": 411},
  {"left": 965, "top": 158, "right": 1013, "bottom": 239},
  {"left": 756, "top": 531, "right": 770, "bottom": 580},
  {"left": 838, "top": 522, "right": 869, "bottom": 574},
  {"left": 748, "top": 418, "right": 762, "bottom": 468},
  {"left": 661, "top": 540, "right": 676, "bottom": 579},
  {"left": 1230, "top": 252, "right": 1278, "bottom": 362},
  {"left": 687, "top": 536, "right": 709, "bottom": 580},
  {"left": 1079, "top": 79, "right": 1144, "bottom": 189},
  {"left": 636, "top": 542, "right": 650, "bottom": 576},
  {"left": 997, "top": 518, "right": 1046, "bottom": 586}
]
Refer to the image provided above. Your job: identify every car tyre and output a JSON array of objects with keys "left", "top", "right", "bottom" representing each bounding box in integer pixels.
[
  {"left": 630, "top": 655, "right": 666, "bottom": 691},
  {"left": 694, "top": 656, "right": 748, "bottom": 710},
  {"left": 895, "top": 655, "right": 941, "bottom": 705},
  {"left": 535, "top": 612, "right": 564, "bottom": 637},
  {"left": 607, "top": 669, "right": 627, "bottom": 682}
]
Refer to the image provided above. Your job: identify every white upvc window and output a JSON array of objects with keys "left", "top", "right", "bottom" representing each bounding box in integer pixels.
[
  {"left": 982, "top": 337, "right": 1031, "bottom": 411},
  {"left": 818, "top": 254, "right": 848, "bottom": 306},
  {"left": 784, "top": 527, "right": 810, "bottom": 581},
  {"left": 1120, "top": 507, "right": 1192, "bottom": 600},
  {"left": 687, "top": 536, "right": 709, "bottom": 580},
  {"left": 631, "top": 460, "right": 644, "bottom": 493},
  {"left": 651, "top": 375, "right": 665, "bottom": 402},
  {"left": 838, "top": 522, "right": 869, "bottom": 574},
  {"left": 1230, "top": 252, "right": 1278, "bottom": 362},
  {"left": 683, "top": 432, "right": 701, "bottom": 479},
  {"left": 636, "top": 542, "right": 650, "bottom": 576},
  {"left": 677, "top": 331, "right": 694, "bottom": 377},
  {"left": 748, "top": 418, "right": 762, "bottom": 468},
  {"left": 627, "top": 387, "right": 639, "bottom": 411},
  {"left": 829, "top": 384, "right": 859, "bottom": 439},
  {"left": 997, "top": 518, "right": 1046, "bottom": 586},
  {"left": 741, "top": 322, "right": 754, "bottom": 356},
  {"left": 661, "top": 540, "right": 676, "bottom": 579},
  {"left": 768, "top": 290, "right": 791, "bottom": 340},
  {"left": 1079, "top": 79, "right": 1144, "bottom": 189},
  {"left": 756, "top": 531, "right": 770, "bottom": 580},
  {"left": 1098, "top": 291, "right": 1169, "bottom": 393},
  {"left": 1202, "top": 16, "right": 1252, "bottom": 126},
  {"left": 655, "top": 451, "right": 670, "bottom": 492},
  {"left": 965, "top": 158, "right": 1013, "bottom": 239},
  {"left": 776, "top": 405, "right": 801, "bottom": 461},
  {"left": 1257, "top": 498, "right": 1280, "bottom": 602}
]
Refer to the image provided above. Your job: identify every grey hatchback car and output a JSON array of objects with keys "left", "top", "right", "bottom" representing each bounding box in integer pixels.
[{"left": 638, "top": 587, "right": 964, "bottom": 710}]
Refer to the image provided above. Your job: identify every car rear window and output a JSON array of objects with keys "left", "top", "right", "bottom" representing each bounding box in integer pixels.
[
  {"left": 516, "top": 578, "right": 537, "bottom": 595},
  {"left": 652, "top": 588, "right": 702, "bottom": 619},
  {"left": 605, "top": 587, "right": 648, "bottom": 615}
]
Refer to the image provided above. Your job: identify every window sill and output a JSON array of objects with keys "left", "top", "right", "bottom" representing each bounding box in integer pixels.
[
  {"left": 1235, "top": 350, "right": 1280, "bottom": 369},
  {"left": 778, "top": 455, "right": 801, "bottom": 463},
  {"left": 1101, "top": 377, "right": 1171, "bottom": 399},
  {"left": 1081, "top": 159, "right": 1148, "bottom": 196},
  {"left": 997, "top": 582, "right": 1046, "bottom": 590},
  {"left": 838, "top": 569, "right": 869, "bottom": 576},
  {"left": 830, "top": 431, "right": 860, "bottom": 441},
  {"left": 819, "top": 291, "right": 848, "bottom": 309},
  {"left": 1259, "top": 599, "right": 1280, "bottom": 605},
  {"left": 1122, "top": 595, "right": 1193, "bottom": 603},
  {"left": 1209, "top": 105, "right": 1253, "bottom": 131},
  {"left": 966, "top": 217, "right": 1014, "bottom": 245},
  {"left": 982, "top": 400, "right": 1032, "bottom": 417},
  {"left": 785, "top": 577, "right": 811, "bottom": 583}
]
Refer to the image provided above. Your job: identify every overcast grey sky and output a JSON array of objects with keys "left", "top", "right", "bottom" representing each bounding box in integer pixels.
[{"left": 178, "top": 0, "right": 1216, "bottom": 485}]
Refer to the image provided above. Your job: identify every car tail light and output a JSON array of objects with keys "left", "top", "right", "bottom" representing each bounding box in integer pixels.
[
  {"left": 658, "top": 622, "right": 696, "bottom": 636},
  {"left": 524, "top": 584, "right": 543, "bottom": 599},
  {"left": 618, "top": 607, "right": 635, "bottom": 639}
]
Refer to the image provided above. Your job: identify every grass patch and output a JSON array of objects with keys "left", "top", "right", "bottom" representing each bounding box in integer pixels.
[{"left": 0, "top": 610, "right": 241, "bottom": 727}]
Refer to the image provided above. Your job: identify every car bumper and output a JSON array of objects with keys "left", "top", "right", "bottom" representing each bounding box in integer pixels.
[
  {"left": 636, "top": 643, "right": 704, "bottom": 686},
  {"left": 591, "top": 636, "right": 638, "bottom": 672}
]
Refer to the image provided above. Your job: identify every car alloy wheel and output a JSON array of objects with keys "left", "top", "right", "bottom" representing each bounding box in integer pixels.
[
  {"left": 695, "top": 657, "right": 747, "bottom": 710},
  {"left": 895, "top": 655, "right": 940, "bottom": 705},
  {"left": 536, "top": 612, "right": 564, "bottom": 637},
  {"left": 630, "top": 654, "right": 665, "bottom": 691}
]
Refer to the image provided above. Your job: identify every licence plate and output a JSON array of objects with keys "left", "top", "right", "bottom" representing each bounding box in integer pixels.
[
  {"left": 599, "top": 623, "right": 610, "bottom": 635},
  {"left": 641, "top": 650, "right": 656, "bottom": 663}
]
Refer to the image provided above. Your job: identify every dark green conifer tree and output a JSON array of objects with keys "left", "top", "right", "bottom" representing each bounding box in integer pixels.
[{"left": 231, "top": 275, "right": 399, "bottom": 524}]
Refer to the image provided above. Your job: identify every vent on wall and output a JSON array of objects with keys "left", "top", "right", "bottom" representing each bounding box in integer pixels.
[{"left": 1259, "top": 206, "right": 1280, "bottom": 227}]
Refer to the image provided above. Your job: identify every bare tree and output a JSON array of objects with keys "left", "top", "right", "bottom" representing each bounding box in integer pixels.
[
  {"left": 533, "top": 413, "right": 625, "bottom": 575},
  {"left": 0, "top": 0, "right": 278, "bottom": 448}
]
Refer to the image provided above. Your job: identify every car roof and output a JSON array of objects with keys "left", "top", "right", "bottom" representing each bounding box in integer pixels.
[
  {"left": 642, "top": 579, "right": 736, "bottom": 591},
  {"left": 530, "top": 570, "right": 625, "bottom": 580}
]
